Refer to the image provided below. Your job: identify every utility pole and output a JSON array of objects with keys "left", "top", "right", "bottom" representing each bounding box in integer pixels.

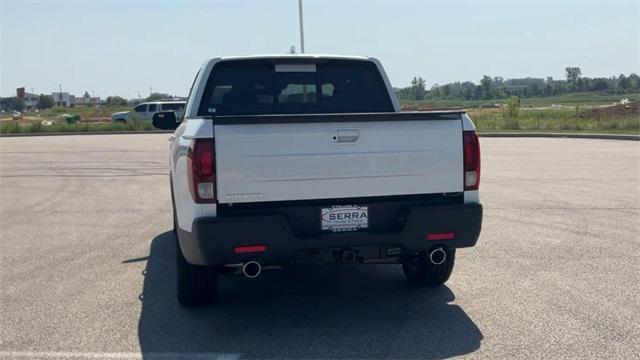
[
  {"left": 58, "top": 83, "right": 63, "bottom": 107},
  {"left": 298, "top": 0, "right": 305, "bottom": 53},
  {"left": 149, "top": 84, "right": 153, "bottom": 98}
]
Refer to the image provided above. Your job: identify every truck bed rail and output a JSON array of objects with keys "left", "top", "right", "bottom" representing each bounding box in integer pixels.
[{"left": 213, "top": 110, "right": 465, "bottom": 125}]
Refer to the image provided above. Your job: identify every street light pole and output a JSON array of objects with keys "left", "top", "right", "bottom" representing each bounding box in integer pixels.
[
  {"left": 58, "top": 83, "right": 63, "bottom": 107},
  {"left": 298, "top": 0, "right": 305, "bottom": 53}
]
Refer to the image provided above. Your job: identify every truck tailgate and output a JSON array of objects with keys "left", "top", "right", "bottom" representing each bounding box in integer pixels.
[{"left": 214, "top": 113, "right": 463, "bottom": 204}]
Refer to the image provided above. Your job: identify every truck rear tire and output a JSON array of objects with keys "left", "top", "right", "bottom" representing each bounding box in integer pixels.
[
  {"left": 402, "top": 248, "right": 456, "bottom": 286},
  {"left": 176, "top": 238, "right": 218, "bottom": 306}
]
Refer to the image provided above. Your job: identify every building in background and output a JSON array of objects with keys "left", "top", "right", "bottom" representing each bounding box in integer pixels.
[
  {"left": 2, "top": 87, "right": 106, "bottom": 111},
  {"left": 51, "top": 92, "right": 71, "bottom": 107},
  {"left": 44, "top": 92, "right": 102, "bottom": 107},
  {"left": 73, "top": 92, "right": 101, "bottom": 106},
  {"left": 74, "top": 92, "right": 90, "bottom": 106},
  {"left": 23, "top": 93, "right": 39, "bottom": 110},
  {"left": 16, "top": 87, "right": 39, "bottom": 111}
]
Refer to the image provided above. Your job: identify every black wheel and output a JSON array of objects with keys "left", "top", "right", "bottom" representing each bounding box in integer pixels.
[
  {"left": 171, "top": 174, "right": 217, "bottom": 306},
  {"left": 172, "top": 200, "right": 178, "bottom": 235},
  {"left": 402, "top": 248, "right": 456, "bottom": 286},
  {"left": 170, "top": 175, "right": 177, "bottom": 235},
  {"left": 176, "top": 238, "right": 218, "bottom": 306}
]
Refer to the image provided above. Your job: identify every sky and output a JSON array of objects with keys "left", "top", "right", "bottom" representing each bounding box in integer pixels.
[{"left": 1, "top": 0, "right": 638, "bottom": 98}]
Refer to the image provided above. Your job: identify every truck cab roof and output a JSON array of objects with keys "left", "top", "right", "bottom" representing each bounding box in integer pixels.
[
  {"left": 138, "top": 100, "right": 186, "bottom": 105},
  {"left": 214, "top": 54, "right": 371, "bottom": 62}
]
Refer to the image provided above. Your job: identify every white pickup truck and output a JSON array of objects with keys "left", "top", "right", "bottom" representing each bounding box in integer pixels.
[
  {"left": 153, "top": 54, "right": 482, "bottom": 306},
  {"left": 111, "top": 101, "right": 185, "bottom": 122}
]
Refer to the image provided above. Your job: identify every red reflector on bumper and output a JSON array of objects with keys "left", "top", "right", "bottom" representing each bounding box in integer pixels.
[
  {"left": 234, "top": 245, "right": 267, "bottom": 254},
  {"left": 427, "top": 232, "right": 456, "bottom": 241}
]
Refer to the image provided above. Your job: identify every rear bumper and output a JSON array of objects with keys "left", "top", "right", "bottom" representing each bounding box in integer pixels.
[{"left": 178, "top": 203, "right": 482, "bottom": 266}]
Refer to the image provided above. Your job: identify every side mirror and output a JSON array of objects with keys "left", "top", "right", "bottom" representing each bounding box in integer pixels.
[{"left": 152, "top": 111, "right": 178, "bottom": 130}]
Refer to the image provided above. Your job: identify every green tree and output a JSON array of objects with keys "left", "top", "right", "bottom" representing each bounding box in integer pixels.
[
  {"left": 576, "top": 78, "right": 588, "bottom": 92},
  {"left": 146, "top": 92, "right": 173, "bottom": 102},
  {"left": 628, "top": 73, "right": 640, "bottom": 90},
  {"left": 618, "top": 74, "right": 630, "bottom": 91},
  {"left": 461, "top": 82, "right": 475, "bottom": 100},
  {"left": 530, "top": 82, "right": 542, "bottom": 96},
  {"left": 106, "top": 96, "right": 127, "bottom": 106},
  {"left": 429, "top": 85, "right": 441, "bottom": 99},
  {"left": 442, "top": 84, "right": 451, "bottom": 98},
  {"left": 592, "top": 78, "right": 609, "bottom": 91},
  {"left": 480, "top": 75, "right": 493, "bottom": 99},
  {"left": 6, "top": 97, "right": 25, "bottom": 111},
  {"left": 565, "top": 67, "right": 582, "bottom": 91},
  {"left": 36, "top": 94, "right": 54, "bottom": 109},
  {"left": 475, "top": 85, "right": 483, "bottom": 100},
  {"left": 409, "top": 77, "right": 426, "bottom": 100},
  {"left": 82, "top": 91, "right": 93, "bottom": 105},
  {"left": 492, "top": 76, "right": 505, "bottom": 98}
]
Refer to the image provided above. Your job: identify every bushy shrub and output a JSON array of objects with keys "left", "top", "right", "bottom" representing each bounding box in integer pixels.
[
  {"left": 0, "top": 122, "right": 21, "bottom": 134},
  {"left": 126, "top": 111, "right": 138, "bottom": 131},
  {"left": 503, "top": 96, "right": 520, "bottom": 118},
  {"left": 29, "top": 122, "right": 41, "bottom": 132}
]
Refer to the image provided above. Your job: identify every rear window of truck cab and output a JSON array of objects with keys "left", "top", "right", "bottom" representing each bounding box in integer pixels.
[{"left": 198, "top": 59, "right": 394, "bottom": 116}]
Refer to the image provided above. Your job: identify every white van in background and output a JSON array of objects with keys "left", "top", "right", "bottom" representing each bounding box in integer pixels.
[{"left": 111, "top": 101, "right": 186, "bottom": 122}]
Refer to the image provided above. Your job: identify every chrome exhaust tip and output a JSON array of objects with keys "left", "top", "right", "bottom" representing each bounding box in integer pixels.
[
  {"left": 429, "top": 248, "right": 447, "bottom": 265},
  {"left": 242, "top": 260, "right": 262, "bottom": 278}
]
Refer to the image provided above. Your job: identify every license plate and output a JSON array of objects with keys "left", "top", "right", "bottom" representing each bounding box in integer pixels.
[{"left": 321, "top": 205, "right": 368, "bottom": 232}]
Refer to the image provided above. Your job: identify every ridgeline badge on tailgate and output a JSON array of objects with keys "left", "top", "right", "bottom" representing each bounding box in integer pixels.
[
  {"left": 225, "top": 192, "right": 264, "bottom": 200},
  {"left": 321, "top": 205, "right": 368, "bottom": 232}
]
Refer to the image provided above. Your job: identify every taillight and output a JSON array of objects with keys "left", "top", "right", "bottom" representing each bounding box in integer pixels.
[
  {"left": 188, "top": 138, "right": 216, "bottom": 203},
  {"left": 463, "top": 131, "right": 480, "bottom": 190}
]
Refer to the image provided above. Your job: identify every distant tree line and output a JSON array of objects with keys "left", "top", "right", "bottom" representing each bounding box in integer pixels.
[
  {"left": 105, "top": 92, "right": 176, "bottom": 106},
  {"left": 106, "top": 96, "right": 128, "bottom": 106},
  {"left": 396, "top": 68, "right": 640, "bottom": 101},
  {"left": 3, "top": 91, "right": 181, "bottom": 112}
]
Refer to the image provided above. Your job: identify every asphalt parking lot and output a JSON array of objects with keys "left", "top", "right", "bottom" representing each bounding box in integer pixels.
[{"left": 0, "top": 134, "right": 638, "bottom": 359}]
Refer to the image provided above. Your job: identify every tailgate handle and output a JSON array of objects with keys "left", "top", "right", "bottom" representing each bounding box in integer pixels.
[{"left": 333, "top": 129, "right": 359, "bottom": 143}]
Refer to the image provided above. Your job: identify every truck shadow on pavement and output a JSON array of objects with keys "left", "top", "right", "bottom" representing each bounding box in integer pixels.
[{"left": 138, "top": 231, "right": 483, "bottom": 359}]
